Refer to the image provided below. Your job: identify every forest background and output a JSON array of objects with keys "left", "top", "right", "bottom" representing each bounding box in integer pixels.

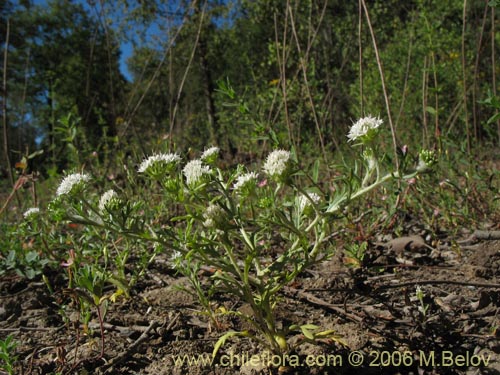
[{"left": 1, "top": 0, "right": 499, "bottom": 187}]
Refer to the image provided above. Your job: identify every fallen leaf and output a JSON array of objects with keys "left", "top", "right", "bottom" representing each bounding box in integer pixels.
[{"left": 386, "top": 235, "right": 427, "bottom": 254}]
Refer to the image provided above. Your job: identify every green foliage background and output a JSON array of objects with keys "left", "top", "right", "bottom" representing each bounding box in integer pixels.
[{"left": 1, "top": 0, "right": 499, "bottom": 188}]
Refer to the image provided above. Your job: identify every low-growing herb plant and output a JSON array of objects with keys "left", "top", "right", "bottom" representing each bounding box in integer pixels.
[
  {"left": 1, "top": 212, "right": 52, "bottom": 279},
  {"left": 415, "top": 285, "right": 430, "bottom": 322},
  {"left": 36, "top": 116, "right": 435, "bottom": 358}
]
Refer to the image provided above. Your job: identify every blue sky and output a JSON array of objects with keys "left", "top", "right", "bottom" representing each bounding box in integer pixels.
[
  {"left": 119, "top": 42, "right": 134, "bottom": 81},
  {"left": 30, "top": 0, "right": 161, "bottom": 81},
  {"left": 28, "top": 0, "right": 235, "bottom": 82}
]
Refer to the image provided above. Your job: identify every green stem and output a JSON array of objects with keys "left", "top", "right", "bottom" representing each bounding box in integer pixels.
[{"left": 326, "top": 170, "right": 417, "bottom": 213}]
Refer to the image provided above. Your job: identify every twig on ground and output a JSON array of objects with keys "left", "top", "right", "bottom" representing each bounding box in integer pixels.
[
  {"left": 457, "top": 230, "right": 500, "bottom": 245},
  {"left": 87, "top": 322, "right": 156, "bottom": 336},
  {"left": 372, "top": 279, "right": 500, "bottom": 290},
  {"left": 0, "top": 326, "right": 65, "bottom": 332},
  {"left": 101, "top": 320, "right": 159, "bottom": 373},
  {"left": 283, "top": 287, "right": 363, "bottom": 323},
  {"left": 101, "top": 313, "right": 180, "bottom": 373}
]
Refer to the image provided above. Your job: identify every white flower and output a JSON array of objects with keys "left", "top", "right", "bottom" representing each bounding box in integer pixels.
[
  {"left": 233, "top": 172, "right": 259, "bottom": 192},
  {"left": 56, "top": 173, "right": 91, "bottom": 197},
  {"left": 168, "top": 250, "right": 184, "bottom": 269},
  {"left": 183, "top": 159, "right": 211, "bottom": 186},
  {"left": 297, "top": 192, "right": 321, "bottom": 213},
  {"left": 263, "top": 150, "right": 290, "bottom": 178},
  {"left": 203, "top": 203, "right": 225, "bottom": 228},
  {"left": 138, "top": 153, "right": 181, "bottom": 173},
  {"left": 347, "top": 116, "right": 383, "bottom": 142},
  {"left": 23, "top": 207, "right": 40, "bottom": 219},
  {"left": 98, "top": 189, "right": 118, "bottom": 213},
  {"left": 415, "top": 285, "right": 425, "bottom": 302},
  {"left": 200, "top": 146, "right": 219, "bottom": 161},
  {"left": 170, "top": 250, "right": 182, "bottom": 262}
]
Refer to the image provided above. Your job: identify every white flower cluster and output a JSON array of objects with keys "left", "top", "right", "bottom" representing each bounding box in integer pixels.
[
  {"left": 233, "top": 172, "right": 258, "bottom": 192},
  {"left": 183, "top": 159, "right": 211, "bottom": 186},
  {"left": 98, "top": 189, "right": 119, "bottom": 213},
  {"left": 200, "top": 146, "right": 219, "bottom": 161},
  {"left": 297, "top": 192, "right": 321, "bottom": 213},
  {"left": 138, "top": 153, "right": 181, "bottom": 173},
  {"left": 23, "top": 207, "right": 40, "bottom": 219},
  {"left": 263, "top": 150, "right": 290, "bottom": 178},
  {"left": 203, "top": 203, "right": 225, "bottom": 228},
  {"left": 56, "top": 173, "right": 91, "bottom": 197},
  {"left": 347, "top": 116, "right": 383, "bottom": 142}
]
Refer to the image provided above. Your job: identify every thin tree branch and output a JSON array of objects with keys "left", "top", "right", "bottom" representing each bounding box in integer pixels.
[
  {"left": 492, "top": 5, "right": 500, "bottom": 144},
  {"left": 373, "top": 279, "right": 500, "bottom": 290},
  {"left": 358, "top": 0, "right": 364, "bottom": 115},
  {"left": 461, "top": 0, "right": 471, "bottom": 153},
  {"left": 275, "top": 5, "right": 294, "bottom": 149},
  {"left": 168, "top": 0, "right": 207, "bottom": 147},
  {"left": 287, "top": 2, "right": 328, "bottom": 164},
  {"left": 471, "top": 0, "right": 489, "bottom": 142},
  {"left": 121, "top": 1, "right": 195, "bottom": 139},
  {"left": 2, "top": 18, "right": 14, "bottom": 189},
  {"left": 359, "top": 0, "right": 399, "bottom": 170}
]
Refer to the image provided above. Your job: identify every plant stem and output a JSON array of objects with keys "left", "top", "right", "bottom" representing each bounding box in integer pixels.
[{"left": 95, "top": 303, "right": 105, "bottom": 360}]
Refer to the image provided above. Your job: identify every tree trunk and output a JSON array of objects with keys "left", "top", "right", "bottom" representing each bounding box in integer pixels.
[{"left": 195, "top": 2, "right": 218, "bottom": 146}]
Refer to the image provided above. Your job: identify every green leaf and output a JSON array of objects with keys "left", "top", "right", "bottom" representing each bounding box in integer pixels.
[
  {"left": 27, "top": 149, "right": 44, "bottom": 159},
  {"left": 25, "top": 251, "right": 38, "bottom": 263},
  {"left": 212, "top": 331, "right": 248, "bottom": 359},
  {"left": 109, "top": 275, "right": 130, "bottom": 298},
  {"left": 425, "top": 106, "right": 436, "bottom": 115},
  {"left": 312, "top": 159, "right": 320, "bottom": 183},
  {"left": 315, "top": 330, "right": 349, "bottom": 347},
  {"left": 25, "top": 268, "right": 37, "bottom": 279},
  {"left": 486, "top": 112, "right": 500, "bottom": 125},
  {"left": 301, "top": 327, "right": 315, "bottom": 340},
  {"left": 6, "top": 251, "right": 16, "bottom": 264}
]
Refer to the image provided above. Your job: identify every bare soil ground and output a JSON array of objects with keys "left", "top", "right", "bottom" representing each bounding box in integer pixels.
[{"left": 1, "top": 227, "right": 499, "bottom": 375}]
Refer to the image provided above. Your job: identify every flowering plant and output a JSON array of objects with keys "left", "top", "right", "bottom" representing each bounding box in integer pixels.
[{"left": 40, "top": 122, "right": 435, "bottom": 358}]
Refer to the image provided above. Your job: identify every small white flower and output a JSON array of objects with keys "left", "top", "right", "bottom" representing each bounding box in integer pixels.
[
  {"left": 170, "top": 250, "right": 182, "bottom": 262},
  {"left": 168, "top": 250, "right": 184, "bottom": 269},
  {"left": 98, "top": 189, "right": 118, "bottom": 213},
  {"left": 297, "top": 192, "right": 321, "bottom": 213},
  {"left": 347, "top": 116, "right": 383, "bottom": 142},
  {"left": 233, "top": 172, "right": 259, "bottom": 192},
  {"left": 263, "top": 150, "right": 290, "bottom": 178},
  {"left": 56, "top": 173, "right": 91, "bottom": 197},
  {"left": 23, "top": 207, "right": 40, "bottom": 219},
  {"left": 183, "top": 159, "right": 211, "bottom": 186},
  {"left": 200, "top": 146, "right": 219, "bottom": 161},
  {"left": 203, "top": 203, "right": 225, "bottom": 228},
  {"left": 138, "top": 153, "right": 181, "bottom": 173},
  {"left": 416, "top": 285, "right": 424, "bottom": 299}
]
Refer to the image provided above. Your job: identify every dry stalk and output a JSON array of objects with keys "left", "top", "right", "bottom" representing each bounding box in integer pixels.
[
  {"left": 359, "top": 0, "right": 399, "bottom": 170},
  {"left": 461, "top": 0, "right": 471, "bottom": 154},
  {"left": 287, "top": 2, "right": 327, "bottom": 164},
  {"left": 2, "top": 18, "right": 14, "bottom": 188}
]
